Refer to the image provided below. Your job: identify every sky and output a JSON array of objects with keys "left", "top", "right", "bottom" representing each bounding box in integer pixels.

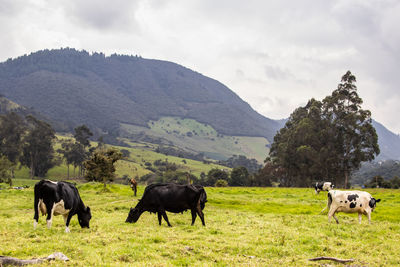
[{"left": 1, "top": 0, "right": 399, "bottom": 134}]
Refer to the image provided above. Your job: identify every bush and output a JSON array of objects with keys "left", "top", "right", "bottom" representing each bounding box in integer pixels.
[{"left": 215, "top": 179, "right": 228, "bottom": 187}]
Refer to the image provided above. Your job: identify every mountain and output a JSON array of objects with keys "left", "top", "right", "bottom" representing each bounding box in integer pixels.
[
  {"left": 372, "top": 120, "right": 400, "bottom": 160},
  {"left": 1, "top": 48, "right": 400, "bottom": 162},
  {"left": 0, "top": 48, "right": 281, "bottom": 140}
]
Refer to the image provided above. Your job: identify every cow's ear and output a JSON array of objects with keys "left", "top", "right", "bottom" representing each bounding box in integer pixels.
[{"left": 376, "top": 199, "right": 381, "bottom": 203}]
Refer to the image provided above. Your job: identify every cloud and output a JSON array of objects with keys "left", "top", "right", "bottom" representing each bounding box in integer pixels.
[
  {"left": 0, "top": 0, "right": 399, "bottom": 133},
  {"left": 62, "top": 0, "right": 139, "bottom": 31}
]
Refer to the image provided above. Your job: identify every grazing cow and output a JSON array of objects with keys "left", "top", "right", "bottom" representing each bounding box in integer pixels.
[
  {"left": 314, "top": 181, "right": 334, "bottom": 194},
  {"left": 126, "top": 183, "right": 207, "bottom": 226},
  {"left": 327, "top": 190, "right": 381, "bottom": 224},
  {"left": 33, "top": 180, "right": 92, "bottom": 232},
  {"left": 130, "top": 177, "right": 137, "bottom": 196}
]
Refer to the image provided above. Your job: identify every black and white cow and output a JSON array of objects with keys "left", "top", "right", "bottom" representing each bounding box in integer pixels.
[
  {"left": 314, "top": 181, "right": 334, "bottom": 194},
  {"left": 126, "top": 183, "right": 207, "bottom": 226},
  {"left": 327, "top": 190, "right": 381, "bottom": 224},
  {"left": 33, "top": 180, "right": 92, "bottom": 232}
]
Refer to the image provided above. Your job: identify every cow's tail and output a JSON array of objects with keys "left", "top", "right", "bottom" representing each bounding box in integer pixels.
[
  {"left": 33, "top": 182, "right": 40, "bottom": 227},
  {"left": 320, "top": 191, "right": 332, "bottom": 214}
]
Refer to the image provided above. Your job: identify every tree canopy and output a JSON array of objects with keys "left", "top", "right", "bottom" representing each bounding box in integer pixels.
[{"left": 269, "top": 71, "right": 379, "bottom": 187}]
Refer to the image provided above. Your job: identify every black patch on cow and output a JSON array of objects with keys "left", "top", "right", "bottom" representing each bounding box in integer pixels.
[
  {"left": 369, "top": 198, "right": 376, "bottom": 208},
  {"left": 345, "top": 201, "right": 347, "bottom": 203},
  {"left": 340, "top": 201, "right": 343, "bottom": 203},
  {"left": 347, "top": 194, "right": 359, "bottom": 202},
  {"left": 350, "top": 202, "right": 356, "bottom": 208},
  {"left": 328, "top": 192, "right": 332, "bottom": 203},
  {"left": 360, "top": 204, "right": 362, "bottom": 207}
]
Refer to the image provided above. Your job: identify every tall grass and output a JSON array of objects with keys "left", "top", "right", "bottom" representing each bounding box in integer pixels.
[{"left": 0, "top": 185, "right": 399, "bottom": 266}]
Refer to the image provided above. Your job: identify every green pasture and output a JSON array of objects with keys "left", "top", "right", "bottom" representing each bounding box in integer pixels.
[
  {"left": 121, "top": 116, "right": 270, "bottom": 163},
  {"left": 0, "top": 184, "right": 399, "bottom": 266}
]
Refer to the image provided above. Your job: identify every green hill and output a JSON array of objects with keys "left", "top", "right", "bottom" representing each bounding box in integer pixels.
[{"left": 0, "top": 48, "right": 281, "bottom": 140}]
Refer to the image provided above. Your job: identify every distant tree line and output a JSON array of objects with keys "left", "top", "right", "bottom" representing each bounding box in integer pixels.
[
  {"left": 351, "top": 160, "right": 400, "bottom": 186},
  {"left": 364, "top": 175, "right": 400, "bottom": 189},
  {"left": 138, "top": 157, "right": 270, "bottom": 187},
  {"left": 257, "top": 71, "right": 380, "bottom": 188},
  {"left": 0, "top": 112, "right": 57, "bottom": 185},
  {"left": 218, "top": 155, "right": 263, "bottom": 174},
  {"left": 0, "top": 112, "right": 122, "bottom": 188}
]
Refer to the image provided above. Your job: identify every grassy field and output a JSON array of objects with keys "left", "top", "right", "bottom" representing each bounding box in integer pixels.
[
  {"left": 121, "top": 116, "right": 270, "bottom": 162},
  {"left": 1, "top": 183, "right": 399, "bottom": 266}
]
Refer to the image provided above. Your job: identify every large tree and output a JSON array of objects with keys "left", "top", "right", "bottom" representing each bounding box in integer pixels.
[
  {"left": 20, "top": 115, "right": 57, "bottom": 178},
  {"left": 269, "top": 71, "right": 379, "bottom": 187},
  {"left": 322, "top": 71, "right": 379, "bottom": 187}
]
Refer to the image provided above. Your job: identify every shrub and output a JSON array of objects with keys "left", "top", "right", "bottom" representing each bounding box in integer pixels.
[{"left": 215, "top": 179, "right": 228, "bottom": 187}]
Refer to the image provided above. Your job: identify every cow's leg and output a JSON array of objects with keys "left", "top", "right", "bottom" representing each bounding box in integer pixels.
[
  {"left": 64, "top": 212, "right": 73, "bottom": 233},
  {"left": 191, "top": 209, "right": 197, "bottom": 225},
  {"left": 328, "top": 207, "right": 339, "bottom": 224},
  {"left": 34, "top": 196, "right": 40, "bottom": 229},
  {"left": 160, "top": 210, "right": 171, "bottom": 227},
  {"left": 358, "top": 212, "right": 362, "bottom": 224},
  {"left": 134, "top": 186, "right": 137, "bottom": 197},
  {"left": 46, "top": 202, "right": 55, "bottom": 228},
  {"left": 157, "top": 212, "right": 162, "bottom": 225},
  {"left": 367, "top": 212, "right": 372, "bottom": 224},
  {"left": 196, "top": 203, "right": 205, "bottom": 226},
  {"left": 333, "top": 213, "right": 339, "bottom": 224}
]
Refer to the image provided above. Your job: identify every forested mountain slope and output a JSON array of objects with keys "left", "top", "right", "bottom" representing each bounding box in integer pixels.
[{"left": 0, "top": 48, "right": 281, "bottom": 140}]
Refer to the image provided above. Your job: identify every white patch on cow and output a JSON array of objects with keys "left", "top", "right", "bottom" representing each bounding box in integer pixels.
[
  {"left": 47, "top": 219, "right": 52, "bottom": 228},
  {"left": 65, "top": 226, "right": 70, "bottom": 233},
  {"left": 33, "top": 220, "right": 38, "bottom": 229},
  {"left": 46, "top": 179, "right": 58, "bottom": 184},
  {"left": 53, "top": 199, "right": 70, "bottom": 216},
  {"left": 38, "top": 199, "right": 47, "bottom": 215}
]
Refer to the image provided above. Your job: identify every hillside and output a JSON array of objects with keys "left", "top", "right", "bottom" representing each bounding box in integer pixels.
[
  {"left": 0, "top": 48, "right": 281, "bottom": 140},
  {"left": 373, "top": 121, "right": 400, "bottom": 160}
]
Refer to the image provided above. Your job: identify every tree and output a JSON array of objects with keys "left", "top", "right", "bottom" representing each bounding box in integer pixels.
[
  {"left": 230, "top": 166, "right": 249, "bottom": 186},
  {"left": 206, "top": 168, "right": 229, "bottom": 186},
  {"left": 74, "top": 125, "right": 93, "bottom": 148},
  {"left": 84, "top": 147, "right": 122, "bottom": 188},
  {"left": 73, "top": 125, "right": 93, "bottom": 176},
  {"left": 269, "top": 71, "right": 379, "bottom": 187},
  {"left": 322, "top": 71, "right": 379, "bottom": 187},
  {"left": 0, "top": 112, "right": 26, "bottom": 180},
  {"left": 0, "top": 156, "right": 13, "bottom": 186},
  {"left": 20, "top": 115, "right": 57, "bottom": 178},
  {"left": 270, "top": 99, "right": 328, "bottom": 187}
]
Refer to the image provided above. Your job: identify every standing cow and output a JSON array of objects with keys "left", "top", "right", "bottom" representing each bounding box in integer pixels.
[
  {"left": 130, "top": 177, "right": 137, "bottom": 196},
  {"left": 314, "top": 181, "right": 334, "bottom": 194},
  {"left": 327, "top": 190, "right": 380, "bottom": 224},
  {"left": 126, "top": 183, "right": 207, "bottom": 226},
  {"left": 34, "top": 180, "right": 92, "bottom": 232}
]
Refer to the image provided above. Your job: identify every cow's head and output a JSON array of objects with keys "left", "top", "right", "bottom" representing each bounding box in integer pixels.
[
  {"left": 315, "top": 182, "right": 334, "bottom": 194},
  {"left": 78, "top": 206, "right": 92, "bottom": 228},
  {"left": 125, "top": 207, "right": 142, "bottom": 223},
  {"left": 199, "top": 190, "right": 208, "bottom": 210},
  {"left": 369, "top": 198, "right": 381, "bottom": 211}
]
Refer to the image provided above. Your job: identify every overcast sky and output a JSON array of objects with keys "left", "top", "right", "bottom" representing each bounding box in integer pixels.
[{"left": 1, "top": 0, "right": 399, "bottom": 133}]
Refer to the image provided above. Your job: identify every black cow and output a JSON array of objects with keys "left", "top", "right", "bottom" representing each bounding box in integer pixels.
[
  {"left": 33, "top": 180, "right": 92, "bottom": 232},
  {"left": 126, "top": 183, "right": 207, "bottom": 226}
]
